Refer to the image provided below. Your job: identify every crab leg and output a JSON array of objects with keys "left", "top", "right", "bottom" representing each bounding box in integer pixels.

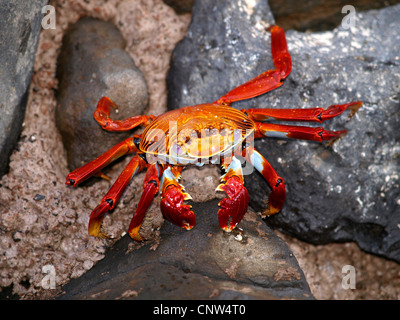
[
  {"left": 254, "top": 122, "right": 348, "bottom": 141},
  {"left": 244, "top": 101, "right": 362, "bottom": 123},
  {"left": 94, "top": 96, "right": 155, "bottom": 132},
  {"left": 216, "top": 156, "right": 249, "bottom": 232},
  {"left": 160, "top": 166, "right": 196, "bottom": 230},
  {"left": 243, "top": 146, "right": 285, "bottom": 216},
  {"left": 215, "top": 25, "right": 291, "bottom": 105},
  {"left": 128, "top": 163, "right": 164, "bottom": 241},
  {"left": 88, "top": 155, "right": 147, "bottom": 238},
  {"left": 66, "top": 135, "right": 140, "bottom": 187}
]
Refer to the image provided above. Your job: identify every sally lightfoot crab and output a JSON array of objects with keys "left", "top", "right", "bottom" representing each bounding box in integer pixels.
[{"left": 65, "top": 26, "right": 361, "bottom": 241}]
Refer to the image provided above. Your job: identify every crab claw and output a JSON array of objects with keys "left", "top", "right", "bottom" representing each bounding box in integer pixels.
[
  {"left": 217, "top": 175, "right": 249, "bottom": 232},
  {"left": 160, "top": 185, "right": 195, "bottom": 230}
]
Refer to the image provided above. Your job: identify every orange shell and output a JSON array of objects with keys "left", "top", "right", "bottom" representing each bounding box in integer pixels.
[{"left": 139, "top": 104, "right": 255, "bottom": 163}]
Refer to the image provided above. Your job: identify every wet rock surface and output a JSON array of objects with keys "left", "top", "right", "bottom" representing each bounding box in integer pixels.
[
  {"left": 56, "top": 17, "right": 148, "bottom": 170},
  {"left": 0, "top": 0, "right": 47, "bottom": 177},
  {"left": 59, "top": 199, "right": 313, "bottom": 300},
  {"left": 167, "top": 0, "right": 400, "bottom": 262}
]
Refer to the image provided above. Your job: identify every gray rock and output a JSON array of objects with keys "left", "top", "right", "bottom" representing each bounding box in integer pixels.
[
  {"left": 56, "top": 17, "right": 148, "bottom": 171},
  {"left": 166, "top": 0, "right": 400, "bottom": 262},
  {"left": 167, "top": 0, "right": 275, "bottom": 110},
  {"left": 0, "top": 0, "right": 48, "bottom": 177},
  {"left": 58, "top": 199, "right": 313, "bottom": 300}
]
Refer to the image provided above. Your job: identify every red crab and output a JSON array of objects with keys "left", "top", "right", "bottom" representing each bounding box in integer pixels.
[{"left": 65, "top": 26, "right": 361, "bottom": 241}]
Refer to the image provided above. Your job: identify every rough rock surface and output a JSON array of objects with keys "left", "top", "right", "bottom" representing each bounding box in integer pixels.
[
  {"left": 0, "top": 0, "right": 48, "bottom": 177},
  {"left": 56, "top": 17, "right": 149, "bottom": 170},
  {"left": 167, "top": 0, "right": 400, "bottom": 262},
  {"left": 59, "top": 200, "right": 313, "bottom": 300}
]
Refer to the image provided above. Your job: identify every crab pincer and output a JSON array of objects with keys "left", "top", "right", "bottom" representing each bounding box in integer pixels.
[
  {"left": 216, "top": 157, "right": 249, "bottom": 232},
  {"left": 160, "top": 167, "right": 196, "bottom": 230},
  {"left": 160, "top": 185, "right": 196, "bottom": 230}
]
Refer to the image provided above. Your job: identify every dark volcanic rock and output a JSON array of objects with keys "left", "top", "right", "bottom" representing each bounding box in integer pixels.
[
  {"left": 56, "top": 17, "right": 148, "bottom": 170},
  {"left": 167, "top": 0, "right": 275, "bottom": 110},
  {"left": 167, "top": 0, "right": 400, "bottom": 262},
  {"left": 59, "top": 199, "right": 313, "bottom": 300},
  {"left": 0, "top": 0, "right": 47, "bottom": 177}
]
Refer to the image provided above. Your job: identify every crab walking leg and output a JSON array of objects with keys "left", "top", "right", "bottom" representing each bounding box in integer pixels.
[
  {"left": 243, "top": 147, "right": 285, "bottom": 216},
  {"left": 216, "top": 156, "right": 249, "bottom": 232},
  {"left": 160, "top": 166, "right": 195, "bottom": 230},
  {"left": 244, "top": 101, "right": 362, "bottom": 123},
  {"left": 128, "top": 163, "right": 164, "bottom": 241},
  {"left": 214, "top": 25, "right": 291, "bottom": 105},
  {"left": 88, "top": 155, "right": 147, "bottom": 238},
  {"left": 94, "top": 96, "right": 155, "bottom": 132},
  {"left": 66, "top": 136, "right": 140, "bottom": 187},
  {"left": 255, "top": 122, "right": 348, "bottom": 142}
]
